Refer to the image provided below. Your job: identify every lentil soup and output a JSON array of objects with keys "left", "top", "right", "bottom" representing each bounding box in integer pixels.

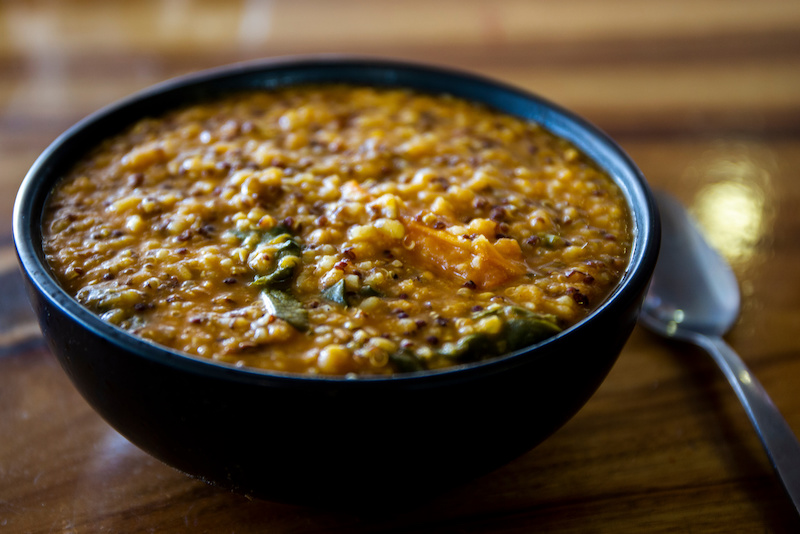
[{"left": 42, "top": 85, "right": 632, "bottom": 376}]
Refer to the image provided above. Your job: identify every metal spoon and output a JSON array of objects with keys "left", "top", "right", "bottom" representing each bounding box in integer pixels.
[{"left": 640, "top": 190, "right": 800, "bottom": 514}]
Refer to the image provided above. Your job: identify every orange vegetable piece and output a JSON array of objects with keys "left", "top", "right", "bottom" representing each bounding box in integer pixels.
[{"left": 401, "top": 217, "right": 527, "bottom": 290}]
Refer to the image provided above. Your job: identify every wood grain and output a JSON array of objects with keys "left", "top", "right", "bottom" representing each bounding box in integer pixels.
[{"left": 2, "top": 1, "right": 800, "bottom": 532}]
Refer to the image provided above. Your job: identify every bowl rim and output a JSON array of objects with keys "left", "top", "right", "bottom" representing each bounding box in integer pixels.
[{"left": 13, "top": 55, "right": 660, "bottom": 386}]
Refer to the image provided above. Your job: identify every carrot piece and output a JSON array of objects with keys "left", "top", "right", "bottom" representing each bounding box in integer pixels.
[{"left": 402, "top": 217, "right": 526, "bottom": 290}]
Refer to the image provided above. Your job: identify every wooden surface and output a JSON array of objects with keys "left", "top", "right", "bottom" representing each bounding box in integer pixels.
[{"left": 2, "top": 1, "right": 800, "bottom": 532}]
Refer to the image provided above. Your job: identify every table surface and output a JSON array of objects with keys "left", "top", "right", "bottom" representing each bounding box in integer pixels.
[{"left": 2, "top": 1, "right": 800, "bottom": 532}]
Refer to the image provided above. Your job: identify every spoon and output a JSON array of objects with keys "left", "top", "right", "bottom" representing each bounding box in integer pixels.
[{"left": 640, "top": 190, "right": 800, "bottom": 514}]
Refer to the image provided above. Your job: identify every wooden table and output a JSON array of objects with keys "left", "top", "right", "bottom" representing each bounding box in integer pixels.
[{"left": 2, "top": 1, "right": 800, "bottom": 531}]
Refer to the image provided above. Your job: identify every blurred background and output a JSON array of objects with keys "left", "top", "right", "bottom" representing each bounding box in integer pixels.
[{"left": 2, "top": 1, "right": 800, "bottom": 532}]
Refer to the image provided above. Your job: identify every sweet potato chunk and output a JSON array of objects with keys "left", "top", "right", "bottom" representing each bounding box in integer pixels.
[{"left": 401, "top": 217, "right": 526, "bottom": 290}]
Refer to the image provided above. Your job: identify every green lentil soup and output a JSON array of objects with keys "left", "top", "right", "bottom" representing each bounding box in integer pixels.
[{"left": 42, "top": 85, "right": 632, "bottom": 376}]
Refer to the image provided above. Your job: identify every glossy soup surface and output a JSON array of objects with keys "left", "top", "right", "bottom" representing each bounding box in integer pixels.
[{"left": 42, "top": 85, "right": 632, "bottom": 375}]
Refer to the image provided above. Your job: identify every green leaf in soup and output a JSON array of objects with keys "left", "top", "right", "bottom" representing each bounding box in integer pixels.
[
  {"left": 439, "top": 333, "right": 496, "bottom": 363},
  {"left": 540, "top": 233, "right": 568, "bottom": 248},
  {"left": 228, "top": 224, "right": 292, "bottom": 246},
  {"left": 322, "top": 281, "right": 383, "bottom": 307},
  {"left": 252, "top": 248, "right": 301, "bottom": 289},
  {"left": 247, "top": 229, "right": 303, "bottom": 290},
  {"left": 322, "top": 279, "right": 349, "bottom": 307},
  {"left": 459, "top": 304, "right": 562, "bottom": 358},
  {"left": 359, "top": 284, "right": 382, "bottom": 298},
  {"left": 503, "top": 315, "right": 561, "bottom": 352},
  {"left": 388, "top": 349, "right": 427, "bottom": 373},
  {"left": 494, "top": 306, "right": 561, "bottom": 351},
  {"left": 261, "top": 288, "right": 309, "bottom": 332}
]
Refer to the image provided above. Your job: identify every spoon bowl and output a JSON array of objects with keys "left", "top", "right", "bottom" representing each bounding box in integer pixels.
[
  {"left": 640, "top": 191, "right": 739, "bottom": 338},
  {"left": 641, "top": 190, "right": 800, "bottom": 515}
]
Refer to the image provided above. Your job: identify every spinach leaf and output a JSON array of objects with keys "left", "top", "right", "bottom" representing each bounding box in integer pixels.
[
  {"left": 322, "top": 279, "right": 349, "bottom": 307},
  {"left": 504, "top": 315, "right": 561, "bottom": 351},
  {"left": 322, "top": 280, "right": 382, "bottom": 307},
  {"left": 540, "top": 233, "right": 568, "bottom": 248},
  {"left": 388, "top": 349, "right": 427, "bottom": 373},
  {"left": 229, "top": 224, "right": 303, "bottom": 290},
  {"left": 228, "top": 224, "right": 291, "bottom": 246},
  {"left": 438, "top": 333, "right": 495, "bottom": 363},
  {"left": 251, "top": 238, "right": 302, "bottom": 289},
  {"left": 233, "top": 225, "right": 308, "bottom": 332},
  {"left": 359, "top": 285, "right": 382, "bottom": 298},
  {"left": 438, "top": 305, "right": 562, "bottom": 363},
  {"left": 261, "top": 288, "right": 309, "bottom": 332}
]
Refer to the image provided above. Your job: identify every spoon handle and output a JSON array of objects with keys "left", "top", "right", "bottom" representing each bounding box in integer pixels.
[{"left": 694, "top": 333, "right": 800, "bottom": 514}]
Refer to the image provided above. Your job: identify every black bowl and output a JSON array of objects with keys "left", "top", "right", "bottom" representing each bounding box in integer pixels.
[{"left": 13, "top": 57, "right": 659, "bottom": 507}]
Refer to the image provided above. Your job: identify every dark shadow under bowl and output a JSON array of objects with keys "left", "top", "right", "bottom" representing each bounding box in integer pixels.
[{"left": 13, "top": 56, "right": 660, "bottom": 507}]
